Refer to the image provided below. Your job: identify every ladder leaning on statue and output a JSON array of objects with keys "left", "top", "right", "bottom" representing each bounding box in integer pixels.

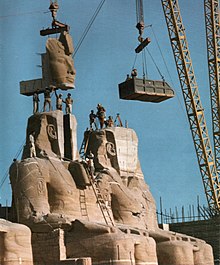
[
  {"left": 79, "top": 189, "right": 89, "bottom": 220},
  {"left": 90, "top": 178, "right": 115, "bottom": 227},
  {"left": 79, "top": 130, "right": 115, "bottom": 226},
  {"left": 79, "top": 130, "right": 91, "bottom": 159}
]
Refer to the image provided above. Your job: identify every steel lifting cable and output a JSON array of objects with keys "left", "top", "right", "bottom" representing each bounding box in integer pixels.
[
  {"left": 136, "top": 0, "right": 139, "bottom": 24},
  {"left": 150, "top": 25, "right": 173, "bottom": 85},
  {"left": 0, "top": 91, "right": 55, "bottom": 190},
  {"left": 132, "top": 53, "right": 138, "bottom": 71},
  {"left": 0, "top": 141, "right": 24, "bottom": 189},
  {"left": 150, "top": 25, "right": 187, "bottom": 116},
  {"left": 73, "top": 0, "right": 106, "bottom": 58},
  {"left": 143, "top": 48, "right": 148, "bottom": 79},
  {"left": 145, "top": 47, "right": 164, "bottom": 81}
]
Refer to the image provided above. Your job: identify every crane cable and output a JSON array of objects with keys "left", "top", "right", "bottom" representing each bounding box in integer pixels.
[
  {"left": 73, "top": 0, "right": 106, "bottom": 58},
  {"left": 0, "top": 0, "right": 106, "bottom": 190},
  {"left": 145, "top": 47, "right": 164, "bottom": 81},
  {"left": 149, "top": 25, "right": 186, "bottom": 115},
  {"left": 150, "top": 25, "right": 172, "bottom": 84},
  {"left": 142, "top": 49, "right": 148, "bottom": 79},
  {"left": 0, "top": 92, "right": 57, "bottom": 190},
  {"left": 0, "top": 142, "right": 24, "bottom": 190}
]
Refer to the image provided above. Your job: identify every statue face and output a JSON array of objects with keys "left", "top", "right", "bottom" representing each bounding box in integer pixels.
[
  {"left": 88, "top": 128, "right": 139, "bottom": 176},
  {"left": 23, "top": 111, "right": 64, "bottom": 159},
  {"left": 46, "top": 32, "right": 76, "bottom": 89}
]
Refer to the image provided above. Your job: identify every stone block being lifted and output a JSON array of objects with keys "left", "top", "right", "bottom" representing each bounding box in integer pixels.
[
  {"left": 20, "top": 31, "right": 75, "bottom": 96},
  {"left": 118, "top": 77, "right": 175, "bottom": 103}
]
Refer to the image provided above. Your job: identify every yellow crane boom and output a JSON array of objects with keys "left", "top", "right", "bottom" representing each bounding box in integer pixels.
[
  {"left": 161, "top": 0, "right": 220, "bottom": 215},
  {"left": 204, "top": 0, "right": 220, "bottom": 174}
]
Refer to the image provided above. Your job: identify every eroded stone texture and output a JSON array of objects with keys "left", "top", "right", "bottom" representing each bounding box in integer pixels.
[
  {"left": 9, "top": 112, "right": 214, "bottom": 265},
  {"left": 0, "top": 219, "right": 33, "bottom": 265}
]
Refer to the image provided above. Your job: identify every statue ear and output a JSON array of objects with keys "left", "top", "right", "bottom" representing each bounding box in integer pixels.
[
  {"left": 47, "top": 124, "right": 57, "bottom": 140},
  {"left": 106, "top": 142, "right": 116, "bottom": 157}
]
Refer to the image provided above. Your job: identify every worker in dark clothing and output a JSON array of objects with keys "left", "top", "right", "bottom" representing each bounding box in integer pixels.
[
  {"left": 65, "top": 93, "right": 73, "bottom": 114},
  {"left": 131, "top": 69, "right": 138, "bottom": 78},
  {"left": 89, "top": 110, "right": 97, "bottom": 130},
  {"left": 114, "top": 113, "right": 123, "bottom": 127},
  {"left": 43, "top": 88, "right": 52, "bottom": 112},
  {"left": 33, "top": 89, "right": 40, "bottom": 114},
  {"left": 96, "top": 104, "right": 106, "bottom": 129},
  {"left": 126, "top": 74, "right": 131, "bottom": 81}
]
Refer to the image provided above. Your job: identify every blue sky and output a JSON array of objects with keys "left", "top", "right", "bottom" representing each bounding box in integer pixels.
[{"left": 0, "top": 1, "right": 212, "bottom": 216}]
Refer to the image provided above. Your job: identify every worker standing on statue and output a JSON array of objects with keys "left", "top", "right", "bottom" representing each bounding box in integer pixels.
[
  {"left": 96, "top": 104, "right": 106, "bottom": 129},
  {"left": 106, "top": 116, "right": 114, "bottom": 127},
  {"left": 89, "top": 110, "right": 97, "bottom": 130},
  {"left": 33, "top": 89, "right": 40, "bottom": 114},
  {"left": 65, "top": 93, "right": 73, "bottom": 114},
  {"left": 43, "top": 88, "right": 52, "bottom": 112},
  {"left": 86, "top": 151, "right": 95, "bottom": 176},
  {"left": 114, "top": 113, "right": 123, "bottom": 127},
  {"left": 55, "top": 90, "right": 64, "bottom": 111},
  {"left": 29, "top": 131, "right": 36, "bottom": 158}
]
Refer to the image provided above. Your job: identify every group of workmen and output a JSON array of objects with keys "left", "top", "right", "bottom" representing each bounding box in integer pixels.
[
  {"left": 33, "top": 88, "right": 73, "bottom": 114},
  {"left": 89, "top": 104, "right": 123, "bottom": 130}
]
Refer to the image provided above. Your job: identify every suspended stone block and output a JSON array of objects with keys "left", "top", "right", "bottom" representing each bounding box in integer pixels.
[{"left": 118, "top": 77, "right": 175, "bottom": 103}]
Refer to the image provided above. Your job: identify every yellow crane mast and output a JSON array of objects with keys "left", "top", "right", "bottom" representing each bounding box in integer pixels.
[
  {"left": 204, "top": 0, "right": 220, "bottom": 174},
  {"left": 161, "top": 0, "right": 220, "bottom": 215}
]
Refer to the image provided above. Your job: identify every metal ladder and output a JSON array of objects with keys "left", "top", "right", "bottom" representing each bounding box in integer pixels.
[
  {"left": 79, "top": 130, "right": 90, "bottom": 159},
  {"left": 90, "top": 178, "right": 115, "bottom": 227},
  {"left": 79, "top": 130, "right": 115, "bottom": 226},
  {"left": 79, "top": 189, "right": 89, "bottom": 220}
]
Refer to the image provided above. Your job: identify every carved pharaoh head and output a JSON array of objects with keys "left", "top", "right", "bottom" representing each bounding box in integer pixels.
[
  {"left": 46, "top": 31, "right": 76, "bottom": 89},
  {"left": 88, "top": 127, "right": 141, "bottom": 178}
]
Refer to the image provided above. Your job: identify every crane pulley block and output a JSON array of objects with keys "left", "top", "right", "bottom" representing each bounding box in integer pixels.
[{"left": 135, "top": 37, "right": 151, "bottom": 53}]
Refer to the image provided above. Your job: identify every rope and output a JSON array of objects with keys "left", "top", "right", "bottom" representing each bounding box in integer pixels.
[{"left": 73, "top": 0, "right": 106, "bottom": 58}]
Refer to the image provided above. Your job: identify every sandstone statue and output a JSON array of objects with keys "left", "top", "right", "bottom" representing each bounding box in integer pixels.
[
  {"left": 0, "top": 219, "right": 33, "bottom": 265},
  {"left": 9, "top": 111, "right": 214, "bottom": 265},
  {"left": 46, "top": 31, "right": 76, "bottom": 90}
]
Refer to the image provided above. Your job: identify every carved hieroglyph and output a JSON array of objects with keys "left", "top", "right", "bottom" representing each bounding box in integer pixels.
[{"left": 9, "top": 112, "right": 214, "bottom": 265}]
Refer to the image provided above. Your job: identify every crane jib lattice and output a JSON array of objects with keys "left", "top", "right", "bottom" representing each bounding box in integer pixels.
[{"left": 161, "top": 0, "right": 220, "bottom": 215}]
